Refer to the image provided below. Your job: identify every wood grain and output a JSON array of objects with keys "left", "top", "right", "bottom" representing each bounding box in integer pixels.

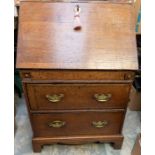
[{"left": 16, "top": 2, "right": 138, "bottom": 70}]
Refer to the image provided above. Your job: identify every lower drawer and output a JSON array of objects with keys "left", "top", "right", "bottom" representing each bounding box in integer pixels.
[{"left": 31, "top": 111, "right": 125, "bottom": 137}]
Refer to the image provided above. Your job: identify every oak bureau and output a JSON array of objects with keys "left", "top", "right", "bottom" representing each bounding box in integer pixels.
[{"left": 16, "top": 1, "right": 138, "bottom": 152}]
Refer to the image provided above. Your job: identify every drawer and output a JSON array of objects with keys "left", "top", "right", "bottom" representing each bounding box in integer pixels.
[
  {"left": 31, "top": 111, "right": 125, "bottom": 137},
  {"left": 20, "top": 70, "right": 135, "bottom": 81},
  {"left": 27, "top": 83, "right": 130, "bottom": 110}
]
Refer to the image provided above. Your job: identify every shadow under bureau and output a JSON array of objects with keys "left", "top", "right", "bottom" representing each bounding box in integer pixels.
[{"left": 16, "top": 2, "right": 138, "bottom": 152}]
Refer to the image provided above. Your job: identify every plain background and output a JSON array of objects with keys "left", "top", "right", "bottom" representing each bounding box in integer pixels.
[{"left": 0, "top": 0, "right": 154, "bottom": 154}]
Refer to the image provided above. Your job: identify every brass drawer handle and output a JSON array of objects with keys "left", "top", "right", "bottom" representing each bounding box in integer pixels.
[
  {"left": 94, "top": 94, "right": 112, "bottom": 102},
  {"left": 92, "top": 121, "right": 108, "bottom": 128},
  {"left": 46, "top": 94, "right": 64, "bottom": 103},
  {"left": 48, "top": 120, "right": 66, "bottom": 128}
]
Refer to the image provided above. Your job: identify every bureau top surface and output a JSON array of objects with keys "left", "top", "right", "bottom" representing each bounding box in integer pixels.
[
  {"left": 16, "top": 2, "right": 138, "bottom": 70},
  {"left": 15, "top": 1, "right": 134, "bottom": 6}
]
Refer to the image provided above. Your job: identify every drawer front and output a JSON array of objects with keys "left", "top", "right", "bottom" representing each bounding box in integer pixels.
[
  {"left": 31, "top": 111, "right": 124, "bottom": 137},
  {"left": 20, "top": 70, "right": 135, "bottom": 81},
  {"left": 27, "top": 83, "right": 130, "bottom": 110}
]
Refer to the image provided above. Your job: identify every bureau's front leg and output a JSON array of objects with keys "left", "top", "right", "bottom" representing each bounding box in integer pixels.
[
  {"left": 32, "top": 140, "right": 42, "bottom": 153},
  {"left": 111, "top": 138, "right": 124, "bottom": 149}
]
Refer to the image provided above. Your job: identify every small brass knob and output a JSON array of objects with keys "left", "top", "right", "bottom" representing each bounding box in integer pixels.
[
  {"left": 24, "top": 73, "right": 31, "bottom": 78},
  {"left": 124, "top": 73, "right": 134, "bottom": 80}
]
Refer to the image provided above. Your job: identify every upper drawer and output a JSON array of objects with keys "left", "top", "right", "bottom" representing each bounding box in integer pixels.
[
  {"left": 26, "top": 83, "right": 131, "bottom": 110},
  {"left": 20, "top": 70, "right": 135, "bottom": 81}
]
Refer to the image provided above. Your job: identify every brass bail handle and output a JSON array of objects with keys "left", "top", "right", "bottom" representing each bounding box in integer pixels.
[
  {"left": 92, "top": 121, "right": 108, "bottom": 128},
  {"left": 94, "top": 93, "right": 112, "bottom": 102},
  {"left": 48, "top": 120, "right": 66, "bottom": 128},
  {"left": 46, "top": 94, "right": 64, "bottom": 103}
]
